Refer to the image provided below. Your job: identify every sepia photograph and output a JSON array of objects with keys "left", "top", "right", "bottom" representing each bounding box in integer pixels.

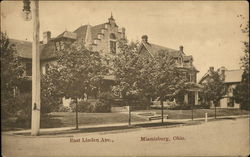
[{"left": 1, "top": 0, "right": 249, "bottom": 156}]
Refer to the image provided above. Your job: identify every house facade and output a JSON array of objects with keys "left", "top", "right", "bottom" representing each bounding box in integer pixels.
[
  {"left": 199, "top": 66, "right": 243, "bottom": 108},
  {"left": 10, "top": 14, "right": 126, "bottom": 94},
  {"left": 10, "top": 15, "right": 201, "bottom": 107},
  {"left": 138, "top": 35, "right": 202, "bottom": 106}
]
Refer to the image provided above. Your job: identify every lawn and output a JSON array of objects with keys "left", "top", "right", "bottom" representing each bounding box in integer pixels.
[
  {"left": 40, "top": 112, "right": 147, "bottom": 128},
  {"left": 2, "top": 109, "right": 248, "bottom": 131},
  {"left": 140, "top": 108, "right": 249, "bottom": 119}
]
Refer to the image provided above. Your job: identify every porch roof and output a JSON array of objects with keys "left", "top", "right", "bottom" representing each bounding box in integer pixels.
[{"left": 185, "top": 82, "right": 203, "bottom": 92}]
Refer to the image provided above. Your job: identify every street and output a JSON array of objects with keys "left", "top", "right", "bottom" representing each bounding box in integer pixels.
[{"left": 2, "top": 118, "right": 249, "bottom": 157}]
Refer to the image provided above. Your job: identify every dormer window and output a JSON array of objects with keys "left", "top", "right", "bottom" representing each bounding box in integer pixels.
[
  {"left": 98, "top": 34, "right": 102, "bottom": 39},
  {"left": 60, "top": 41, "right": 64, "bottom": 50},
  {"left": 55, "top": 41, "right": 64, "bottom": 51},
  {"left": 101, "top": 29, "right": 105, "bottom": 34},
  {"left": 55, "top": 41, "right": 60, "bottom": 51}
]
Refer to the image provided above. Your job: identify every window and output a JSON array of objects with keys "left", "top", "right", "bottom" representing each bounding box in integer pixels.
[
  {"left": 55, "top": 41, "right": 60, "bottom": 51},
  {"left": 60, "top": 41, "right": 64, "bottom": 50},
  {"left": 110, "top": 41, "right": 116, "bottom": 54},
  {"left": 105, "top": 24, "right": 108, "bottom": 29},
  {"left": 55, "top": 41, "right": 64, "bottom": 51},
  {"left": 110, "top": 33, "right": 116, "bottom": 54},
  {"left": 110, "top": 33, "right": 116, "bottom": 40},
  {"left": 227, "top": 98, "right": 234, "bottom": 107},
  {"left": 26, "top": 63, "right": 32, "bottom": 76}
]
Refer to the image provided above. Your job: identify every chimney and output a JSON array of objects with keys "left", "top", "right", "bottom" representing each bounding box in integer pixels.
[
  {"left": 179, "top": 45, "right": 184, "bottom": 52},
  {"left": 141, "top": 35, "right": 148, "bottom": 43},
  {"left": 209, "top": 66, "right": 214, "bottom": 72},
  {"left": 43, "top": 31, "right": 51, "bottom": 44},
  {"left": 122, "top": 27, "right": 125, "bottom": 34},
  {"left": 219, "top": 66, "right": 227, "bottom": 80}
]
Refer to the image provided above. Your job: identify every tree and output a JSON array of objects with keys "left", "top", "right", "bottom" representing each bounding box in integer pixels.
[
  {"left": 113, "top": 39, "right": 155, "bottom": 125},
  {"left": 1, "top": 32, "right": 26, "bottom": 118},
  {"left": 151, "top": 51, "right": 187, "bottom": 123},
  {"left": 113, "top": 40, "right": 187, "bottom": 124},
  {"left": 41, "top": 65, "right": 64, "bottom": 114},
  {"left": 201, "top": 70, "right": 225, "bottom": 118},
  {"left": 47, "top": 42, "right": 106, "bottom": 129},
  {"left": 234, "top": 15, "right": 249, "bottom": 110}
]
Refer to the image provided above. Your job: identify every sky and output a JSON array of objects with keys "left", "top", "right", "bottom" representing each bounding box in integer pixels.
[{"left": 1, "top": 1, "right": 249, "bottom": 80}]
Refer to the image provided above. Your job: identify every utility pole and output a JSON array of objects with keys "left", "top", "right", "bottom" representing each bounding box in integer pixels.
[
  {"left": 22, "top": 0, "right": 40, "bottom": 136},
  {"left": 31, "top": 0, "right": 40, "bottom": 136}
]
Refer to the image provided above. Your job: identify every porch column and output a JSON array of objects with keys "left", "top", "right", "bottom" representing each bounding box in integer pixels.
[
  {"left": 184, "top": 94, "right": 188, "bottom": 104},
  {"left": 194, "top": 91, "right": 199, "bottom": 105}
]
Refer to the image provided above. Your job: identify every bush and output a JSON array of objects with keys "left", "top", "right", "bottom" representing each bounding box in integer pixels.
[
  {"left": 98, "top": 92, "right": 115, "bottom": 100},
  {"left": 193, "top": 103, "right": 210, "bottom": 109},
  {"left": 12, "top": 93, "right": 32, "bottom": 128},
  {"left": 170, "top": 103, "right": 192, "bottom": 110},
  {"left": 94, "top": 100, "right": 111, "bottom": 113},
  {"left": 58, "top": 106, "right": 71, "bottom": 112},
  {"left": 70, "top": 100, "right": 95, "bottom": 113},
  {"left": 169, "top": 103, "right": 210, "bottom": 110}
]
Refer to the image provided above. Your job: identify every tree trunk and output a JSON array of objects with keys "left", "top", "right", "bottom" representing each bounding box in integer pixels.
[
  {"left": 191, "top": 103, "right": 194, "bottom": 120},
  {"left": 214, "top": 102, "right": 217, "bottom": 119},
  {"left": 128, "top": 105, "right": 131, "bottom": 126},
  {"left": 75, "top": 98, "right": 79, "bottom": 129},
  {"left": 161, "top": 99, "right": 164, "bottom": 123}
]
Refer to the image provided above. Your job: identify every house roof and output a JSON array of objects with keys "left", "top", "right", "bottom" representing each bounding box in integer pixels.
[
  {"left": 141, "top": 42, "right": 182, "bottom": 58},
  {"left": 91, "top": 23, "right": 106, "bottom": 39},
  {"left": 9, "top": 39, "right": 56, "bottom": 60},
  {"left": 56, "top": 31, "right": 77, "bottom": 40},
  {"left": 199, "top": 68, "right": 244, "bottom": 84},
  {"left": 224, "top": 69, "right": 243, "bottom": 83},
  {"left": 183, "top": 55, "right": 193, "bottom": 61},
  {"left": 73, "top": 25, "right": 88, "bottom": 41},
  {"left": 10, "top": 15, "right": 121, "bottom": 60}
]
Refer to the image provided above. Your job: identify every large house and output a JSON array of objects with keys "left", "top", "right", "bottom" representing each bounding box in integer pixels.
[
  {"left": 10, "top": 15, "right": 201, "bottom": 107},
  {"left": 199, "top": 66, "right": 243, "bottom": 108},
  {"left": 10, "top": 14, "right": 126, "bottom": 94},
  {"left": 138, "top": 35, "right": 202, "bottom": 106}
]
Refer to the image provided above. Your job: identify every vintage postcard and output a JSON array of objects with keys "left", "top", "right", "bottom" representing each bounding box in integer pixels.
[{"left": 1, "top": 1, "right": 249, "bottom": 157}]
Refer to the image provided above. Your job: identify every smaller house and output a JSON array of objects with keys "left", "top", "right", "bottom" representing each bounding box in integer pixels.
[
  {"left": 138, "top": 35, "right": 202, "bottom": 106},
  {"left": 199, "top": 66, "right": 244, "bottom": 108}
]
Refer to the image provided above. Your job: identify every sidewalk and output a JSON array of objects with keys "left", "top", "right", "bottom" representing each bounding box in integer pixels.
[{"left": 4, "top": 114, "right": 249, "bottom": 136}]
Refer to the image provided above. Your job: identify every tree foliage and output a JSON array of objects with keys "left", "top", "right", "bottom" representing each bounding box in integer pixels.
[
  {"left": 201, "top": 71, "right": 226, "bottom": 106},
  {"left": 151, "top": 51, "right": 187, "bottom": 102},
  {"left": 113, "top": 40, "right": 188, "bottom": 103},
  {"left": 234, "top": 15, "right": 249, "bottom": 110},
  {"left": 55, "top": 42, "right": 107, "bottom": 100},
  {"left": 112, "top": 39, "right": 155, "bottom": 102},
  {"left": 1, "top": 32, "right": 26, "bottom": 118},
  {"left": 41, "top": 65, "right": 64, "bottom": 113}
]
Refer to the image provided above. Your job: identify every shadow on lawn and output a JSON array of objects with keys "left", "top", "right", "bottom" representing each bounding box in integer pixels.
[
  {"left": 15, "top": 122, "right": 185, "bottom": 136},
  {"left": 2, "top": 114, "right": 64, "bottom": 131},
  {"left": 40, "top": 115, "right": 64, "bottom": 128}
]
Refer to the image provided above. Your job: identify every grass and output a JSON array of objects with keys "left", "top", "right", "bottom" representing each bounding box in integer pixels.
[
  {"left": 41, "top": 112, "right": 146, "bottom": 128},
  {"left": 15, "top": 121, "right": 190, "bottom": 136},
  {"left": 138, "top": 108, "right": 249, "bottom": 119},
  {"left": 2, "top": 109, "right": 249, "bottom": 131}
]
